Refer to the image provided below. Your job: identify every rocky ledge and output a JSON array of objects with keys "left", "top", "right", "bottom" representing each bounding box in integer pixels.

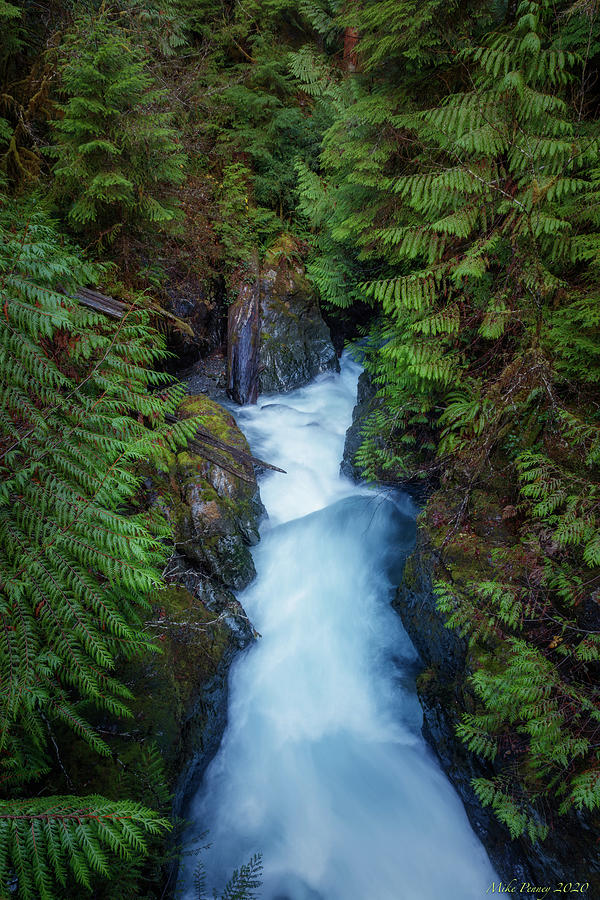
[
  {"left": 148, "top": 392, "right": 265, "bottom": 811},
  {"left": 340, "top": 371, "right": 377, "bottom": 481},
  {"left": 50, "top": 390, "right": 264, "bottom": 897},
  {"left": 340, "top": 370, "right": 432, "bottom": 503}
]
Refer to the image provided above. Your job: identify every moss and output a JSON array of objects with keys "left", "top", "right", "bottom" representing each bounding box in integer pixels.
[
  {"left": 179, "top": 393, "right": 250, "bottom": 453},
  {"left": 124, "top": 586, "right": 229, "bottom": 770},
  {"left": 416, "top": 667, "right": 436, "bottom": 693},
  {"left": 401, "top": 553, "right": 420, "bottom": 591},
  {"left": 46, "top": 584, "right": 231, "bottom": 818},
  {"left": 45, "top": 393, "right": 261, "bottom": 896}
]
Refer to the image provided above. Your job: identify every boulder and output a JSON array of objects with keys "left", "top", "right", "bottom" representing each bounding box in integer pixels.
[
  {"left": 227, "top": 244, "right": 339, "bottom": 404},
  {"left": 156, "top": 392, "right": 265, "bottom": 590},
  {"left": 47, "top": 391, "right": 265, "bottom": 899},
  {"left": 258, "top": 257, "right": 339, "bottom": 393}
]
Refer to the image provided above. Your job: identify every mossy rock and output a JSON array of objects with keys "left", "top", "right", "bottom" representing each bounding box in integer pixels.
[
  {"left": 42, "top": 584, "right": 243, "bottom": 898},
  {"left": 152, "top": 393, "right": 264, "bottom": 589},
  {"left": 396, "top": 487, "right": 600, "bottom": 892},
  {"left": 53, "top": 586, "right": 232, "bottom": 790},
  {"left": 179, "top": 393, "right": 248, "bottom": 450},
  {"left": 258, "top": 268, "right": 339, "bottom": 393}
]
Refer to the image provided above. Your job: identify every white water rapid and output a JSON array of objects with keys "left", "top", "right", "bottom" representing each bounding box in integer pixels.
[{"left": 181, "top": 355, "right": 496, "bottom": 900}]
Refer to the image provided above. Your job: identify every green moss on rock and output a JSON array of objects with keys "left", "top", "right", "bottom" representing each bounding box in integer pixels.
[{"left": 152, "top": 392, "right": 264, "bottom": 589}]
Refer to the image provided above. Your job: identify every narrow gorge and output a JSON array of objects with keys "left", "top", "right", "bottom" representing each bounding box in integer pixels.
[
  {"left": 177, "top": 355, "right": 498, "bottom": 899},
  {"left": 2, "top": 2, "right": 599, "bottom": 898}
]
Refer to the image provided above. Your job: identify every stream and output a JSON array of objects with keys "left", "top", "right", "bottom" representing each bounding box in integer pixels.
[{"left": 180, "top": 355, "right": 496, "bottom": 899}]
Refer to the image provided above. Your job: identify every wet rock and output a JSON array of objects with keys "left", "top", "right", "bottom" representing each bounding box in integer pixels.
[
  {"left": 51, "top": 392, "right": 265, "bottom": 898},
  {"left": 395, "top": 529, "right": 600, "bottom": 891},
  {"left": 258, "top": 255, "right": 339, "bottom": 394},
  {"left": 227, "top": 243, "right": 338, "bottom": 404},
  {"left": 227, "top": 258, "right": 261, "bottom": 405},
  {"left": 340, "top": 371, "right": 377, "bottom": 480},
  {"left": 176, "top": 487, "right": 256, "bottom": 589},
  {"left": 164, "top": 276, "right": 226, "bottom": 369},
  {"left": 341, "top": 373, "right": 433, "bottom": 502},
  {"left": 143, "top": 393, "right": 265, "bottom": 817},
  {"left": 159, "top": 568, "right": 255, "bottom": 812},
  {"left": 151, "top": 397, "right": 265, "bottom": 839},
  {"left": 180, "top": 350, "right": 227, "bottom": 401},
  {"left": 157, "top": 392, "right": 265, "bottom": 591}
]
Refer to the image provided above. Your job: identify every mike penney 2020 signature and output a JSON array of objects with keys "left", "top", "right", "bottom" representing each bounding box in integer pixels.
[{"left": 486, "top": 882, "right": 590, "bottom": 896}]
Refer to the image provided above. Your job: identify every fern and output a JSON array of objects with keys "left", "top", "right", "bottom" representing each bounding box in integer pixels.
[
  {"left": 294, "top": 0, "right": 600, "bottom": 842},
  {"left": 0, "top": 194, "right": 203, "bottom": 896},
  {"left": 218, "top": 854, "right": 263, "bottom": 900},
  {"left": 0, "top": 797, "right": 169, "bottom": 900},
  {"left": 192, "top": 844, "right": 263, "bottom": 900}
]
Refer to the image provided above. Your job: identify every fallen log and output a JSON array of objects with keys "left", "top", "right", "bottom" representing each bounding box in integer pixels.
[
  {"left": 71, "top": 288, "right": 194, "bottom": 335},
  {"left": 74, "top": 287, "right": 126, "bottom": 318},
  {"left": 164, "top": 412, "right": 286, "bottom": 482}
]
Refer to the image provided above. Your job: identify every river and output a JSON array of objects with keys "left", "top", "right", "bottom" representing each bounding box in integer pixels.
[{"left": 180, "top": 354, "right": 496, "bottom": 899}]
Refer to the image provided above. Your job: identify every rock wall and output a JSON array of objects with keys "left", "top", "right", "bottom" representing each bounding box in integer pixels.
[
  {"left": 340, "top": 371, "right": 377, "bottom": 481},
  {"left": 258, "top": 256, "right": 339, "bottom": 394},
  {"left": 49, "top": 391, "right": 264, "bottom": 899},
  {"left": 150, "top": 392, "right": 265, "bottom": 811},
  {"left": 396, "top": 530, "right": 600, "bottom": 891},
  {"left": 227, "top": 246, "right": 339, "bottom": 404},
  {"left": 340, "top": 370, "right": 433, "bottom": 503},
  {"left": 164, "top": 275, "right": 227, "bottom": 370}
]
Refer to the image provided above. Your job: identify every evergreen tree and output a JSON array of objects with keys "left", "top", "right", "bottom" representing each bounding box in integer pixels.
[{"left": 49, "top": 11, "right": 186, "bottom": 243}]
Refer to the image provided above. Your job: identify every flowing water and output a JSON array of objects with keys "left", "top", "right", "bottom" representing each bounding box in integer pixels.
[{"left": 180, "top": 355, "right": 496, "bottom": 900}]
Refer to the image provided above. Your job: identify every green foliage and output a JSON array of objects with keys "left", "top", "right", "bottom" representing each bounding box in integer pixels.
[
  {"left": 194, "top": 849, "right": 263, "bottom": 900},
  {"left": 0, "top": 796, "right": 168, "bottom": 900},
  {"left": 49, "top": 11, "right": 186, "bottom": 242},
  {"left": 342, "top": 0, "right": 493, "bottom": 73},
  {"left": 173, "top": 0, "right": 346, "bottom": 270},
  {"left": 0, "top": 194, "right": 203, "bottom": 896},
  {"left": 215, "top": 161, "right": 281, "bottom": 266},
  {"left": 0, "top": 1, "right": 22, "bottom": 68},
  {"left": 298, "top": 0, "right": 600, "bottom": 843},
  {"left": 216, "top": 35, "right": 331, "bottom": 220}
]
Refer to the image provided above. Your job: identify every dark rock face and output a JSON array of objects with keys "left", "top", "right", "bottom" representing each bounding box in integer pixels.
[
  {"left": 146, "top": 391, "right": 265, "bottom": 816},
  {"left": 159, "top": 393, "right": 265, "bottom": 591},
  {"left": 258, "top": 259, "right": 339, "bottom": 394},
  {"left": 180, "top": 350, "right": 227, "bottom": 401},
  {"left": 395, "top": 531, "right": 600, "bottom": 891},
  {"left": 340, "top": 373, "right": 433, "bottom": 503},
  {"left": 340, "top": 371, "right": 377, "bottom": 480},
  {"left": 164, "top": 565, "right": 255, "bottom": 815},
  {"left": 227, "top": 251, "right": 338, "bottom": 404},
  {"left": 227, "top": 262, "right": 261, "bottom": 405},
  {"left": 165, "top": 276, "right": 226, "bottom": 369}
]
